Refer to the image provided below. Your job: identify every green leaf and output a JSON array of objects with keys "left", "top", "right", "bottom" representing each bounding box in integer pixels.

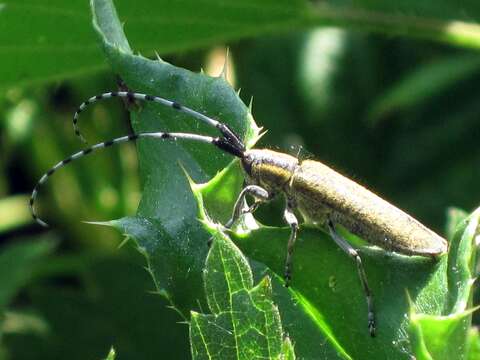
[
  {"left": 189, "top": 229, "right": 294, "bottom": 359},
  {"left": 3, "top": 0, "right": 480, "bottom": 89},
  {"left": 91, "top": 0, "right": 260, "bottom": 314},
  {"left": 467, "top": 328, "right": 480, "bottom": 360},
  {"left": 445, "top": 207, "right": 469, "bottom": 241},
  {"left": 368, "top": 55, "right": 480, "bottom": 123},
  {"left": 409, "top": 311, "right": 474, "bottom": 360},
  {"left": 0, "top": 239, "right": 54, "bottom": 321},
  {"left": 2, "top": 255, "right": 190, "bottom": 360},
  {"left": 0, "top": 1, "right": 101, "bottom": 89},
  {"left": 308, "top": 2, "right": 480, "bottom": 49},
  {"left": 0, "top": 0, "right": 309, "bottom": 89},
  {"left": 408, "top": 208, "right": 479, "bottom": 360},
  {"left": 445, "top": 208, "right": 478, "bottom": 313}
]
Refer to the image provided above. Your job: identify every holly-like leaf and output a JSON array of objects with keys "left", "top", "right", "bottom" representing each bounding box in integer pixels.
[
  {"left": 190, "top": 228, "right": 294, "bottom": 359},
  {"left": 408, "top": 208, "right": 479, "bottom": 360},
  {"left": 91, "top": 0, "right": 260, "bottom": 314}
]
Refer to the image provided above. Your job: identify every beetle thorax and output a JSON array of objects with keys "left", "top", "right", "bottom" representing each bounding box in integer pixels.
[{"left": 241, "top": 149, "right": 299, "bottom": 193}]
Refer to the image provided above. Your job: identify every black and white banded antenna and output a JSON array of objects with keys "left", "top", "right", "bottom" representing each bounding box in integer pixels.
[
  {"left": 31, "top": 92, "right": 248, "bottom": 227},
  {"left": 72, "top": 91, "right": 244, "bottom": 152}
]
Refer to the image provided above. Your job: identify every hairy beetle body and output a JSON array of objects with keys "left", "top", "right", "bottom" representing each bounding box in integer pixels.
[
  {"left": 242, "top": 149, "right": 448, "bottom": 256},
  {"left": 289, "top": 159, "right": 447, "bottom": 256}
]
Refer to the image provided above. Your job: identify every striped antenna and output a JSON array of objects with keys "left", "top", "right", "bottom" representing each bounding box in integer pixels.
[
  {"left": 72, "top": 91, "right": 244, "bottom": 152},
  {"left": 30, "top": 131, "right": 242, "bottom": 228}
]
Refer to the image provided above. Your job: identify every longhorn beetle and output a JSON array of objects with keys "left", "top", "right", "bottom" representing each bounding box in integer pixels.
[{"left": 30, "top": 90, "right": 449, "bottom": 337}]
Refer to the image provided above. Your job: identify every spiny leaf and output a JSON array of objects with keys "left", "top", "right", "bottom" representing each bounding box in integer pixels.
[
  {"left": 189, "top": 228, "right": 294, "bottom": 360},
  {"left": 91, "top": 0, "right": 259, "bottom": 315},
  {"left": 408, "top": 207, "right": 479, "bottom": 360}
]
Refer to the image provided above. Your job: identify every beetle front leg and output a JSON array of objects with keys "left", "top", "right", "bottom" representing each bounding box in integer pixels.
[
  {"left": 208, "top": 185, "right": 269, "bottom": 248},
  {"left": 225, "top": 185, "right": 270, "bottom": 229},
  {"left": 327, "top": 219, "right": 376, "bottom": 337}
]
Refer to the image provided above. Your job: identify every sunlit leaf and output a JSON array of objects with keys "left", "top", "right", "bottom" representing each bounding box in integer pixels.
[{"left": 190, "top": 229, "right": 294, "bottom": 359}]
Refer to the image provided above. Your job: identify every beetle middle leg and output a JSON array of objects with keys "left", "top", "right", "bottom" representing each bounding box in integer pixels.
[
  {"left": 283, "top": 200, "right": 299, "bottom": 287},
  {"left": 327, "top": 219, "right": 376, "bottom": 337}
]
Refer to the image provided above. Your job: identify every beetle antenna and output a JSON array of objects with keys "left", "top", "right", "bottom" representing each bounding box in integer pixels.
[
  {"left": 73, "top": 91, "right": 245, "bottom": 152},
  {"left": 30, "top": 131, "right": 243, "bottom": 227}
]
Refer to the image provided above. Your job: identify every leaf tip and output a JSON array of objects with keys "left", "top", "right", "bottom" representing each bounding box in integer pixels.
[
  {"left": 82, "top": 219, "right": 116, "bottom": 227},
  {"left": 248, "top": 96, "right": 254, "bottom": 113},
  {"left": 177, "top": 161, "right": 200, "bottom": 190},
  {"left": 219, "top": 48, "right": 230, "bottom": 80},
  {"left": 154, "top": 50, "right": 164, "bottom": 62}
]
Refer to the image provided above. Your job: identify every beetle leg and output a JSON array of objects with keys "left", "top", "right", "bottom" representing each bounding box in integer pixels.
[
  {"left": 225, "top": 185, "right": 270, "bottom": 229},
  {"left": 208, "top": 185, "right": 269, "bottom": 248},
  {"left": 283, "top": 202, "right": 299, "bottom": 287},
  {"left": 327, "top": 219, "right": 376, "bottom": 337}
]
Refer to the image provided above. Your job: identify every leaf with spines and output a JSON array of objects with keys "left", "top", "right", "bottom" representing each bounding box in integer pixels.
[
  {"left": 91, "top": 0, "right": 260, "bottom": 315},
  {"left": 408, "top": 208, "right": 479, "bottom": 359},
  {"left": 190, "top": 228, "right": 294, "bottom": 359}
]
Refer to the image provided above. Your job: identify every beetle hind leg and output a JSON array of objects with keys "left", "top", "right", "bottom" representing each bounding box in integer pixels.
[{"left": 327, "top": 219, "right": 376, "bottom": 337}]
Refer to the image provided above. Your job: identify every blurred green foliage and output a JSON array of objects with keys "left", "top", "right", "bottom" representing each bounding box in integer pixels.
[{"left": 1, "top": 0, "right": 480, "bottom": 359}]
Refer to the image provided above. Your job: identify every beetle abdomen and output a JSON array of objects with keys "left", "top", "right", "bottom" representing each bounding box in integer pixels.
[{"left": 290, "top": 160, "right": 448, "bottom": 256}]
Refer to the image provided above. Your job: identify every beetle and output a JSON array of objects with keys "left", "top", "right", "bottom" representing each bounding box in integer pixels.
[{"left": 30, "top": 91, "right": 449, "bottom": 337}]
